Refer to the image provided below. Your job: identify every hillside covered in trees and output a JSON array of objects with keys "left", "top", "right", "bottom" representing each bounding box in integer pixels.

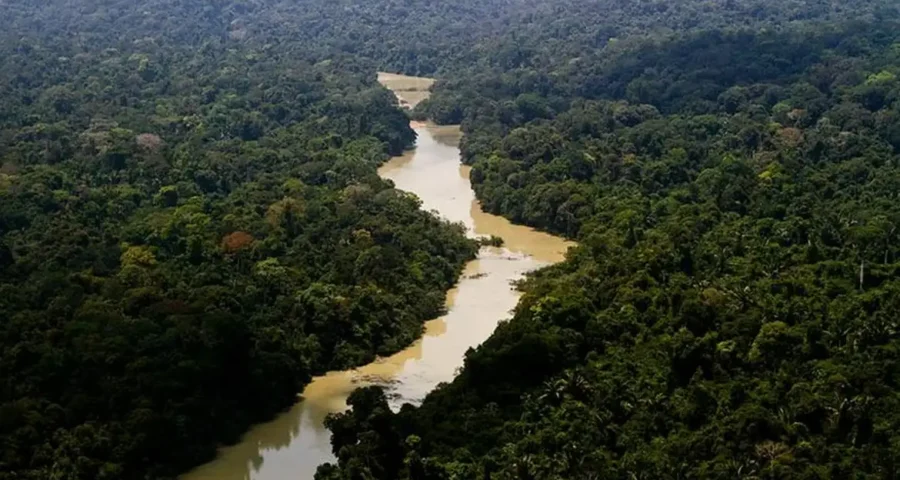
[
  {"left": 4, "top": 0, "right": 900, "bottom": 479},
  {"left": 0, "top": 2, "right": 478, "bottom": 479},
  {"left": 312, "top": 2, "right": 900, "bottom": 480}
]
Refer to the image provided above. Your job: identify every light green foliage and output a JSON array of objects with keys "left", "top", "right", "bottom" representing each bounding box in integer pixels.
[
  {"left": 120, "top": 245, "right": 157, "bottom": 267},
  {"left": 866, "top": 70, "right": 898, "bottom": 85}
]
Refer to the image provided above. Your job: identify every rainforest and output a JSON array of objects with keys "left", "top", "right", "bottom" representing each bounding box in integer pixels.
[{"left": 2, "top": 1, "right": 900, "bottom": 479}]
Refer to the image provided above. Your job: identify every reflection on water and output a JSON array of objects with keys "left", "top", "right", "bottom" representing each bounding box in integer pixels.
[
  {"left": 182, "top": 314, "right": 451, "bottom": 480},
  {"left": 181, "top": 86, "right": 573, "bottom": 480}
]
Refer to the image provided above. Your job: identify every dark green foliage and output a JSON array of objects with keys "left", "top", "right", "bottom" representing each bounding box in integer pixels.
[
  {"left": 6, "top": 0, "right": 900, "bottom": 479},
  {"left": 0, "top": 3, "right": 478, "bottom": 479},
  {"left": 317, "top": 4, "right": 900, "bottom": 480}
]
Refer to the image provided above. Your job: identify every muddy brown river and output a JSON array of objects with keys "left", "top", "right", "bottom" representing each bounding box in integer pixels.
[{"left": 181, "top": 74, "right": 573, "bottom": 480}]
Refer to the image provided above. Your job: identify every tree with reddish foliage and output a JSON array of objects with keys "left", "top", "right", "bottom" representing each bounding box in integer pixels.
[{"left": 221, "top": 231, "right": 254, "bottom": 253}]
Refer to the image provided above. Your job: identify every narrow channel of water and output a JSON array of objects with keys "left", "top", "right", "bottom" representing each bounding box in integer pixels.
[{"left": 181, "top": 75, "right": 572, "bottom": 480}]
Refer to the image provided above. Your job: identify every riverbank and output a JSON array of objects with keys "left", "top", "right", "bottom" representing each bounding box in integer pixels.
[{"left": 181, "top": 73, "right": 572, "bottom": 480}]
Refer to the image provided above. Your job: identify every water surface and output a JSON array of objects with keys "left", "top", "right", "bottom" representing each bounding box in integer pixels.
[
  {"left": 181, "top": 76, "right": 572, "bottom": 480},
  {"left": 376, "top": 72, "right": 434, "bottom": 108}
]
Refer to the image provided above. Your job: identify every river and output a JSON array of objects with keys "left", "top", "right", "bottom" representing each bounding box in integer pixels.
[{"left": 180, "top": 73, "right": 573, "bottom": 480}]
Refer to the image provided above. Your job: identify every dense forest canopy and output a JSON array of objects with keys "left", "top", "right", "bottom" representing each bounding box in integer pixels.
[
  {"left": 4, "top": 0, "right": 900, "bottom": 479},
  {"left": 311, "top": 2, "right": 900, "bottom": 480},
  {"left": 0, "top": 2, "right": 479, "bottom": 479}
]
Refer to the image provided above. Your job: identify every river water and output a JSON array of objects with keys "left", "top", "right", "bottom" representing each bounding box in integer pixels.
[{"left": 181, "top": 74, "right": 572, "bottom": 480}]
